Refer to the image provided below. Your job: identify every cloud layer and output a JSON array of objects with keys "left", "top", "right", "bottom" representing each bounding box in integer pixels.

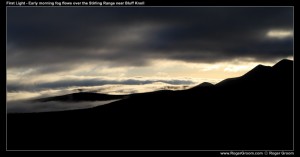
[
  {"left": 8, "top": 7, "right": 293, "bottom": 71},
  {"left": 7, "top": 78, "right": 195, "bottom": 92}
]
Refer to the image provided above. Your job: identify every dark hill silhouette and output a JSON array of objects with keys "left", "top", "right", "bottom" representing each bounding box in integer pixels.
[
  {"left": 198, "top": 82, "right": 214, "bottom": 87},
  {"left": 7, "top": 59, "right": 293, "bottom": 150},
  {"left": 35, "top": 92, "right": 126, "bottom": 102},
  {"left": 190, "top": 82, "right": 214, "bottom": 89}
]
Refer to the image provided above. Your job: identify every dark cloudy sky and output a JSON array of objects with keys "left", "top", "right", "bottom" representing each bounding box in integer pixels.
[{"left": 7, "top": 7, "right": 293, "bottom": 101}]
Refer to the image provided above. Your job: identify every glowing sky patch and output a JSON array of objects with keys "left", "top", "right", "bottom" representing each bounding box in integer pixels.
[{"left": 267, "top": 30, "right": 293, "bottom": 39}]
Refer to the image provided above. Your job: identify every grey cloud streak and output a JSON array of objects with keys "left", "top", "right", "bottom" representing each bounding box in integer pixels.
[
  {"left": 7, "top": 7, "right": 293, "bottom": 71},
  {"left": 7, "top": 78, "right": 195, "bottom": 92}
]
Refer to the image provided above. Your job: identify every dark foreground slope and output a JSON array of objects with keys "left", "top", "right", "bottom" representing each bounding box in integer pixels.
[{"left": 7, "top": 59, "right": 293, "bottom": 150}]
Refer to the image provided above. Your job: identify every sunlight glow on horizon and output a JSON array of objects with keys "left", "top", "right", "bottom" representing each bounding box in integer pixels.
[
  {"left": 7, "top": 57, "right": 292, "bottom": 102},
  {"left": 7, "top": 58, "right": 288, "bottom": 85}
]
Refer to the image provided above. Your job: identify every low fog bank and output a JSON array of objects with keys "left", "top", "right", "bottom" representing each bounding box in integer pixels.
[
  {"left": 7, "top": 82, "right": 194, "bottom": 101},
  {"left": 7, "top": 100, "right": 119, "bottom": 113},
  {"left": 6, "top": 82, "right": 195, "bottom": 113}
]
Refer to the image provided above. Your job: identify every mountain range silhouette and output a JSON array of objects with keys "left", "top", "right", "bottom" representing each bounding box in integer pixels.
[{"left": 7, "top": 59, "right": 293, "bottom": 150}]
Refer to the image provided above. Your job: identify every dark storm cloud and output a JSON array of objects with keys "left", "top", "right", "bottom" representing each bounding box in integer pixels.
[
  {"left": 7, "top": 78, "right": 194, "bottom": 92},
  {"left": 7, "top": 7, "right": 293, "bottom": 69}
]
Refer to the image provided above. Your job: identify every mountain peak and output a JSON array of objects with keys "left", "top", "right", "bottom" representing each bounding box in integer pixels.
[
  {"left": 242, "top": 64, "right": 271, "bottom": 78},
  {"left": 189, "top": 82, "right": 214, "bottom": 90},
  {"left": 198, "top": 82, "right": 214, "bottom": 87},
  {"left": 273, "top": 59, "right": 293, "bottom": 69}
]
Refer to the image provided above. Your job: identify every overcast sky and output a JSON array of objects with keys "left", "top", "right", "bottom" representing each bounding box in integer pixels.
[{"left": 7, "top": 7, "right": 293, "bottom": 101}]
